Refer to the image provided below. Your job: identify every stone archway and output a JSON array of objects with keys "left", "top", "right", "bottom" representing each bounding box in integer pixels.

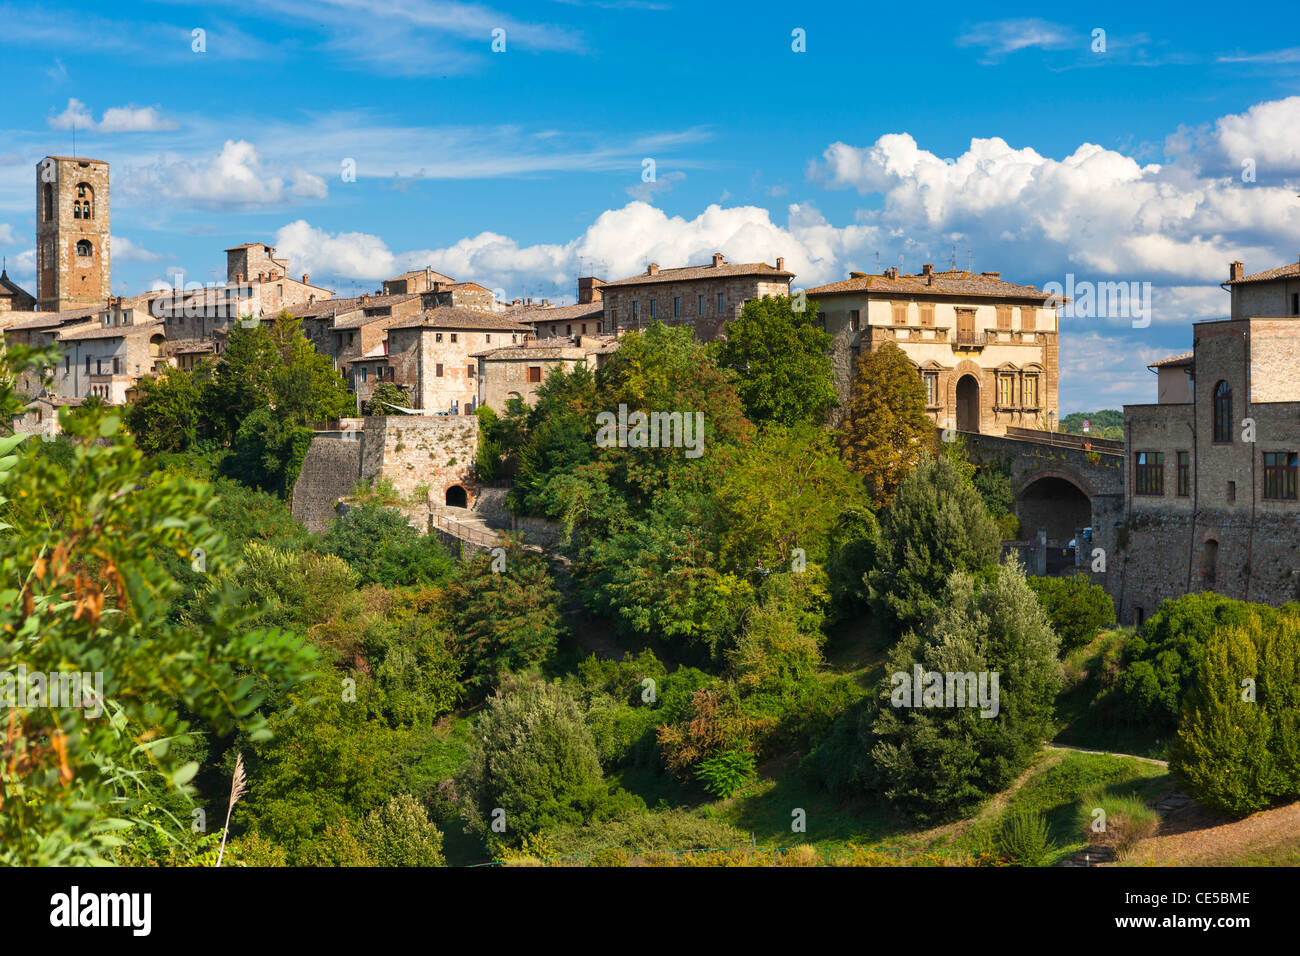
[
  {"left": 1016, "top": 473, "right": 1092, "bottom": 547},
  {"left": 956, "top": 374, "right": 980, "bottom": 432},
  {"left": 445, "top": 484, "right": 468, "bottom": 508}
]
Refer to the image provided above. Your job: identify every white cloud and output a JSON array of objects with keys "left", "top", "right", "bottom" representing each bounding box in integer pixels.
[
  {"left": 0, "top": 223, "right": 17, "bottom": 246},
  {"left": 111, "top": 235, "right": 165, "bottom": 264},
  {"left": 120, "top": 140, "right": 329, "bottom": 206},
  {"left": 1059, "top": 330, "right": 1173, "bottom": 411},
  {"left": 626, "top": 170, "right": 685, "bottom": 202},
  {"left": 49, "top": 98, "right": 178, "bottom": 133},
  {"left": 957, "top": 18, "right": 1076, "bottom": 63}
]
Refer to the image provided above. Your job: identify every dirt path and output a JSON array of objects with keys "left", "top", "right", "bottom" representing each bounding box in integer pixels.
[
  {"left": 1043, "top": 743, "right": 1168, "bottom": 767},
  {"left": 1123, "top": 799, "right": 1300, "bottom": 866}
]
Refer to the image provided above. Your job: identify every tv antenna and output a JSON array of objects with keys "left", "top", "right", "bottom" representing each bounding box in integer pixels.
[
  {"left": 949, "top": 245, "right": 957, "bottom": 270},
  {"left": 966, "top": 249, "right": 973, "bottom": 272}
]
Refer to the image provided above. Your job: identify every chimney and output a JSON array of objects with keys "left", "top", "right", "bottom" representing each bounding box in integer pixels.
[
  {"left": 776, "top": 257, "right": 785, "bottom": 271},
  {"left": 922, "top": 263, "right": 933, "bottom": 276},
  {"left": 647, "top": 263, "right": 659, "bottom": 276},
  {"left": 982, "top": 271, "right": 1000, "bottom": 279},
  {"left": 302, "top": 273, "right": 310, "bottom": 284},
  {"left": 578, "top": 277, "right": 605, "bottom": 304},
  {"left": 1229, "top": 260, "right": 1244, "bottom": 282},
  {"left": 712, "top": 253, "right": 725, "bottom": 267}
]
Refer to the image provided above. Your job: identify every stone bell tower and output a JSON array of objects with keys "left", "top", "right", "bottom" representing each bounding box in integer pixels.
[{"left": 36, "top": 155, "right": 111, "bottom": 312}]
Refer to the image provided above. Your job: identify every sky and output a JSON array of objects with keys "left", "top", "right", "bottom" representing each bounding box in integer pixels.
[{"left": 2, "top": 0, "right": 1299, "bottom": 412}]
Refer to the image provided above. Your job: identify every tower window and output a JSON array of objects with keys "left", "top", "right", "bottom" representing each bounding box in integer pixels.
[
  {"left": 76, "top": 183, "right": 93, "bottom": 219},
  {"left": 76, "top": 240, "right": 92, "bottom": 257},
  {"left": 42, "top": 183, "right": 54, "bottom": 222},
  {"left": 1213, "top": 380, "right": 1232, "bottom": 443}
]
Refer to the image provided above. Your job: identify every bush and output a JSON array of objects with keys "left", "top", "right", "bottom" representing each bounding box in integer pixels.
[
  {"left": 459, "top": 676, "right": 640, "bottom": 847},
  {"left": 322, "top": 502, "right": 455, "bottom": 587},
  {"left": 694, "top": 749, "right": 756, "bottom": 798},
  {"left": 997, "top": 810, "right": 1053, "bottom": 866},
  {"left": 540, "top": 808, "right": 750, "bottom": 859},
  {"left": 357, "top": 794, "right": 446, "bottom": 866},
  {"left": 1169, "top": 614, "right": 1300, "bottom": 817},
  {"left": 1027, "top": 573, "right": 1116, "bottom": 652},
  {"left": 1075, "top": 789, "right": 1158, "bottom": 856}
]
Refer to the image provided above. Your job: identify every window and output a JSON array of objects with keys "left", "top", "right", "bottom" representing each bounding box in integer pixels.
[
  {"left": 650, "top": 299, "right": 657, "bottom": 320},
  {"left": 1292, "top": 293, "right": 1299, "bottom": 316},
  {"left": 112, "top": 357, "right": 120, "bottom": 375},
  {"left": 76, "top": 240, "right": 92, "bottom": 257},
  {"left": 891, "top": 301, "right": 908, "bottom": 326},
  {"left": 1213, "top": 380, "right": 1232, "bottom": 443},
  {"left": 450, "top": 333, "right": 458, "bottom": 343},
  {"left": 717, "top": 292, "right": 725, "bottom": 314},
  {"left": 923, "top": 371, "right": 938, "bottom": 407},
  {"left": 42, "top": 183, "right": 53, "bottom": 222},
  {"left": 360, "top": 367, "right": 368, "bottom": 383},
  {"left": 817, "top": 311, "right": 827, "bottom": 331},
  {"left": 673, "top": 296, "right": 681, "bottom": 318},
  {"left": 996, "top": 306, "right": 1012, "bottom": 330},
  {"left": 996, "top": 373, "right": 1014, "bottom": 407},
  {"left": 849, "top": 309, "right": 860, "bottom": 332},
  {"left": 919, "top": 302, "right": 935, "bottom": 327},
  {"left": 467, "top": 364, "right": 476, "bottom": 378},
  {"left": 436, "top": 333, "right": 443, "bottom": 343},
  {"left": 632, "top": 301, "right": 640, "bottom": 320},
  {"left": 699, "top": 295, "right": 707, "bottom": 315},
  {"left": 1023, "top": 375, "right": 1038, "bottom": 408},
  {"left": 95, "top": 359, "right": 102, "bottom": 376},
  {"left": 85, "top": 356, "right": 91, "bottom": 374},
  {"left": 76, "top": 182, "right": 93, "bottom": 219},
  {"left": 581, "top": 324, "right": 587, "bottom": 334},
  {"left": 486, "top": 334, "right": 491, "bottom": 343},
  {"left": 1177, "top": 451, "right": 1191, "bottom": 496},
  {"left": 527, "top": 366, "right": 542, "bottom": 383},
  {"left": 1227, "top": 480, "right": 1237, "bottom": 503},
  {"left": 850, "top": 345, "right": 861, "bottom": 364},
  {"left": 1264, "top": 451, "right": 1299, "bottom": 500},
  {"left": 435, "top": 363, "right": 444, "bottom": 377},
  {"left": 1135, "top": 451, "right": 1164, "bottom": 495},
  {"left": 64, "top": 356, "right": 70, "bottom": 373}
]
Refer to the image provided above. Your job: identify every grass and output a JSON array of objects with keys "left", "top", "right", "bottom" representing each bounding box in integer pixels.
[{"left": 1052, "top": 628, "right": 1168, "bottom": 759}]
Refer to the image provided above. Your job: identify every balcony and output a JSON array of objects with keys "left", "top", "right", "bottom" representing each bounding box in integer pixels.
[{"left": 954, "top": 329, "right": 988, "bottom": 349}]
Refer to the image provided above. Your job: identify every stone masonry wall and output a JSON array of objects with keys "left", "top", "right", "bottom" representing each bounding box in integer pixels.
[
  {"left": 291, "top": 435, "right": 363, "bottom": 534},
  {"left": 359, "top": 415, "right": 479, "bottom": 505}
]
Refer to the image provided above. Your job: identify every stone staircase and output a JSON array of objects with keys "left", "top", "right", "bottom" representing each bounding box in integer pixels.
[{"left": 1057, "top": 788, "right": 1192, "bottom": 867}]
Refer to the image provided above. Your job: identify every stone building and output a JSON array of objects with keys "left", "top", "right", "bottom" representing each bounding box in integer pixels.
[
  {"left": 0, "top": 267, "right": 36, "bottom": 313},
  {"left": 597, "top": 254, "right": 793, "bottom": 341},
  {"left": 527, "top": 277, "right": 607, "bottom": 340},
  {"left": 383, "top": 267, "right": 455, "bottom": 296},
  {"left": 420, "top": 281, "right": 498, "bottom": 313},
  {"left": 224, "top": 243, "right": 332, "bottom": 315},
  {"left": 472, "top": 338, "right": 611, "bottom": 411},
  {"left": 36, "top": 156, "right": 111, "bottom": 312},
  {"left": 54, "top": 304, "right": 167, "bottom": 403},
  {"left": 382, "top": 308, "right": 533, "bottom": 415},
  {"left": 805, "top": 265, "right": 1060, "bottom": 434},
  {"left": 1115, "top": 259, "right": 1300, "bottom": 622}
]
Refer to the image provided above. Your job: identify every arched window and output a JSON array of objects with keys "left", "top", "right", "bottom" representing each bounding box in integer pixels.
[
  {"left": 1213, "top": 380, "right": 1232, "bottom": 443},
  {"left": 76, "top": 182, "right": 93, "bottom": 219},
  {"left": 76, "top": 240, "right": 92, "bottom": 257}
]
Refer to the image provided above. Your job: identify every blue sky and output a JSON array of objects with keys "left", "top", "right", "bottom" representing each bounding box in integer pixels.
[{"left": 2, "top": 0, "right": 1299, "bottom": 411}]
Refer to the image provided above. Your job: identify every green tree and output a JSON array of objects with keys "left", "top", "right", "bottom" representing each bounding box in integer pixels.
[
  {"left": 866, "top": 452, "right": 1002, "bottom": 639},
  {"left": 209, "top": 322, "right": 279, "bottom": 444},
  {"left": 711, "top": 294, "right": 837, "bottom": 427},
  {"left": 837, "top": 342, "right": 935, "bottom": 506},
  {"left": 223, "top": 406, "right": 314, "bottom": 498},
  {"left": 1026, "top": 573, "right": 1116, "bottom": 651},
  {"left": 268, "top": 312, "right": 355, "bottom": 425},
  {"left": 444, "top": 539, "right": 566, "bottom": 694},
  {"left": 362, "top": 381, "right": 411, "bottom": 416},
  {"left": 459, "top": 676, "right": 630, "bottom": 847},
  {"left": 357, "top": 793, "right": 446, "bottom": 866},
  {"left": 322, "top": 502, "right": 455, "bottom": 587},
  {"left": 0, "top": 362, "right": 316, "bottom": 864},
  {"left": 123, "top": 364, "right": 214, "bottom": 455}
]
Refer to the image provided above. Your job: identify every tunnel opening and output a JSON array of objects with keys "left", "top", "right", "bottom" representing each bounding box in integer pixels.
[{"left": 1016, "top": 475, "right": 1091, "bottom": 550}]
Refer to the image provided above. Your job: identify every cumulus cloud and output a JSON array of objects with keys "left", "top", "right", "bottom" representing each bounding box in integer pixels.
[
  {"left": 626, "top": 170, "right": 685, "bottom": 202},
  {"left": 0, "top": 223, "right": 17, "bottom": 246},
  {"left": 120, "top": 140, "right": 329, "bottom": 206},
  {"left": 49, "top": 98, "right": 178, "bottom": 132}
]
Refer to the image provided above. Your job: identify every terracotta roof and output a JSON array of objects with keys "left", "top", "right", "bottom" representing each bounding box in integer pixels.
[
  {"left": 389, "top": 307, "right": 533, "bottom": 332},
  {"left": 224, "top": 242, "right": 273, "bottom": 251},
  {"left": 291, "top": 296, "right": 364, "bottom": 319},
  {"left": 3, "top": 307, "right": 102, "bottom": 331},
  {"left": 389, "top": 267, "right": 454, "bottom": 282},
  {"left": 515, "top": 301, "right": 604, "bottom": 324},
  {"left": 806, "top": 269, "right": 1057, "bottom": 301},
  {"left": 472, "top": 345, "right": 585, "bottom": 360},
  {"left": 601, "top": 260, "right": 794, "bottom": 288},
  {"left": 58, "top": 318, "right": 165, "bottom": 341},
  {"left": 1148, "top": 352, "right": 1194, "bottom": 370},
  {"left": 1226, "top": 261, "right": 1300, "bottom": 285}
]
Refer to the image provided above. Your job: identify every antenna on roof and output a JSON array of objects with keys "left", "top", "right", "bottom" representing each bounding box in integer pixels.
[
  {"left": 949, "top": 245, "right": 957, "bottom": 270},
  {"left": 966, "top": 249, "right": 973, "bottom": 272},
  {"left": 874, "top": 251, "right": 881, "bottom": 271},
  {"left": 72, "top": 120, "right": 76, "bottom": 158}
]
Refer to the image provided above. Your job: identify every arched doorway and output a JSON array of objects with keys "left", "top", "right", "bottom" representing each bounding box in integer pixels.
[
  {"left": 1016, "top": 475, "right": 1091, "bottom": 547},
  {"left": 445, "top": 485, "right": 468, "bottom": 508},
  {"left": 1202, "top": 539, "right": 1219, "bottom": 587},
  {"left": 956, "top": 374, "right": 980, "bottom": 432}
]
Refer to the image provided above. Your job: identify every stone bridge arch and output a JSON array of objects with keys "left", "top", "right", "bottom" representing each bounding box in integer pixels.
[{"left": 1015, "top": 470, "right": 1094, "bottom": 547}]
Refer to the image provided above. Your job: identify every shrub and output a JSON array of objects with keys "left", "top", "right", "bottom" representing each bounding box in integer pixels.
[
  {"left": 459, "top": 676, "right": 640, "bottom": 847},
  {"left": 357, "top": 794, "right": 446, "bottom": 866},
  {"left": 1027, "top": 573, "right": 1116, "bottom": 651},
  {"left": 694, "top": 749, "right": 756, "bottom": 798},
  {"left": 1076, "top": 789, "right": 1158, "bottom": 856},
  {"left": 1169, "top": 614, "right": 1300, "bottom": 816},
  {"left": 997, "top": 810, "right": 1053, "bottom": 866},
  {"left": 322, "top": 502, "right": 455, "bottom": 587},
  {"left": 540, "top": 808, "right": 750, "bottom": 859}
]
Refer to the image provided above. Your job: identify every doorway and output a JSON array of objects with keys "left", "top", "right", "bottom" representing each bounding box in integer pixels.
[{"left": 956, "top": 374, "right": 980, "bottom": 433}]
